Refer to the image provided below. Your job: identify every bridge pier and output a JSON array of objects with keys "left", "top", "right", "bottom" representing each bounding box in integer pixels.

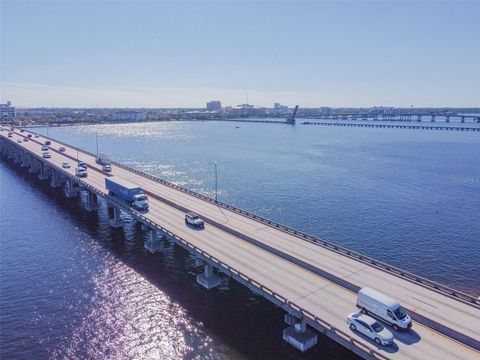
[
  {"left": 50, "top": 170, "right": 62, "bottom": 188},
  {"left": 446, "top": 115, "right": 450, "bottom": 123},
  {"left": 283, "top": 315, "right": 318, "bottom": 352},
  {"left": 196, "top": 262, "right": 221, "bottom": 289},
  {"left": 109, "top": 206, "right": 124, "bottom": 228},
  {"left": 64, "top": 178, "right": 79, "bottom": 198},
  {"left": 461, "top": 116, "right": 465, "bottom": 123},
  {"left": 144, "top": 228, "right": 166, "bottom": 253},
  {"left": 84, "top": 190, "right": 98, "bottom": 212},
  {"left": 431, "top": 115, "right": 436, "bottom": 122},
  {"left": 29, "top": 159, "right": 40, "bottom": 173},
  {"left": 21, "top": 152, "right": 29, "bottom": 168},
  {"left": 38, "top": 164, "right": 49, "bottom": 180}
]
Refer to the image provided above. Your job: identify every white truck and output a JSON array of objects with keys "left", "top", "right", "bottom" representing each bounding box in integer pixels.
[
  {"left": 105, "top": 177, "right": 149, "bottom": 211},
  {"left": 356, "top": 287, "right": 412, "bottom": 331}
]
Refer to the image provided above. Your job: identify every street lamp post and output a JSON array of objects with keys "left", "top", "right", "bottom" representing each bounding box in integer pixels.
[
  {"left": 209, "top": 162, "right": 218, "bottom": 202},
  {"left": 95, "top": 133, "right": 99, "bottom": 157}
]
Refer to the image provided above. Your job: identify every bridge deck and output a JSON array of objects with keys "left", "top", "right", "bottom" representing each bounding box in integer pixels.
[{"left": 1, "top": 129, "right": 479, "bottom": 360}]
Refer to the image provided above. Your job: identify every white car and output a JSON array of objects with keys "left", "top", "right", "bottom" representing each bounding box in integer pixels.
[
  {"left": 34, "top": 134, "right": 39, "bottom": 138},
  {"left": 62, "top": 162, "right": 71, "bottom": 168},
  {"left": 347, "top": 312, "right": 394, "bottom": 346},
  {"left": 16, "top": 139, "right": 22, "bottom": 143},
  {"left": 75, "top": 167, "right": 87, "bottom": 177},
  {"left": 41, "top": 145, "right": 49, "bottom": 151},
  {"left": 185, "top": 212, "right": 205, "bottom": 228},
  {"left": 42, "top": 152, "right": 51, "bottom": 159}
]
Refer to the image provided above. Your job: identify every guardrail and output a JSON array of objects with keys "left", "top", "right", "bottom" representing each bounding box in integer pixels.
[
  {"left": 2, "top": 134, "right": 394, "bottom": 360},
  {"left": 17, "top": 130, "right": 480, "bottom": 307}
]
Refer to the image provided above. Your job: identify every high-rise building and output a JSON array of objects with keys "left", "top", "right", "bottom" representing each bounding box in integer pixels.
[
  {"left": 0, "top": 101, "right": 16, "bottom": 118},
  {"left": 206, "top": 100, "right": 222, "bottom": 111}
]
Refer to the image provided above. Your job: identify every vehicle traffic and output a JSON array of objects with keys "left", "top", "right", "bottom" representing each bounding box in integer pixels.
[
  {"left": 42, "top": 152, "right": 51, "bottom": 158},
  {"left": 96, "top": 154, "right": 110, "bottom": 166},
  {"left": 105, "top": 177, "right": 149, "bottom": 211},
  {"left": 75, "top": 167, "right": 87, "bottom": 177},
  {"left": 23, "top": 137, "right": 28, "bottom": 142},
  {"left": 41, "top": 145, "right": 49, "bottom": 151},
  {"left": 347, "top": 312, "right": 394, "bottom": 346},
  {"left": 102, "top": 164, "right": 112, "bottom": 172},
  {"left": 185, "top": 212, "right": 205, "bottom": 228},
  {"left": 62, "top": 162, "right": 71, "bottom": 168},
  {"left": 78, "top": 161, "right": 87, "bottom": 170},
  {"left": 59, "top": 146, "right": 66, "bottom": 152},
  {"left": 357, "top": 287, "right": 412, "bottom": 331},
  {"left": 44, "top": 140, "right": 51, "bottom": 145},
  {"left": 16, "top": 139, "right": 22, "bottom": 143}
]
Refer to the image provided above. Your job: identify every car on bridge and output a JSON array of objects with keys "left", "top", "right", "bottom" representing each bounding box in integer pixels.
[
  {"left": 78, "top": 162, "right": 87, "bottom": 170},
  {"left": 16, "top": 139, "right": 22, "bottom": 143},
  {"left": 75, "top": 167, "right": 87, "bottom": 177},
  {"left": 59, "top": 146, "right": 66, "bottom": 152},
  {"left": 34, "top": 134, "right": 39, "bottom": 138},
  {"left": 44, "top": 140, "right": 51, "bottom": 145},
  {"left": 102, "top": 164, "right": 112, "bottom": 172},
  {"left": 42, "top": 152, "right": 51, "bottom": 158},
  {"left": 62, "top": 162, "right": 71, "bottom": 169},
  {"left": 41, "top": 145, "right": 49, "bottom": 151},
  {"left": 23, "top": 137, "right": 28, "bottom": 142},
  {"left": 185, "top": 212, "right": 205, "bottom": 229},
  {"left": 347, "top": 312, "right": 393, "bottom": 346}
]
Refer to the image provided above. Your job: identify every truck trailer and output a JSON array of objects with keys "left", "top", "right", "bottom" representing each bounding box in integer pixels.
[{"left": 105, "top": 177, "right": 149, "bottom": 211}]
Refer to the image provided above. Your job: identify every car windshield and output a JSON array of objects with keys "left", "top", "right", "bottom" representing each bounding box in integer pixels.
[
  {"left": 192, "top": 216, "right": 200, "bottom": 220},
  {"left": 394, "top": 306, "right": 407, "bottom": 320},
  {"left": 136, "top": 195, "right": 147, "bottom": 201},
  {"left": 371, "top": 321, "right": 384, "bottom": 333}
]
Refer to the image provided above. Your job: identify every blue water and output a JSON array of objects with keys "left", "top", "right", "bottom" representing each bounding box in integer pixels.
[{"left": 1, "top": 121, "right": 479, "bottom": 359}]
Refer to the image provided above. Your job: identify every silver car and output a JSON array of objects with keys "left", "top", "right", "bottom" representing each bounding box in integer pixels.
[
  {"left": 346, "top": 312, "right": 394, "bottom": 346},
  {"left": 62, "top": 162, "right": 71, "bottom": 168}
]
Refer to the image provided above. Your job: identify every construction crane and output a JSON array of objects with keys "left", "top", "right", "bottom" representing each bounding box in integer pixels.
[{"left": 286, "top": 105, "right": 299, "bottom": 125}]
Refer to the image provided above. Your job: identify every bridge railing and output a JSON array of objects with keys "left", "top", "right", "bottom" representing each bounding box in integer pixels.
[{"left": 30, "top": 130, "right": 480, "bottom": 307}]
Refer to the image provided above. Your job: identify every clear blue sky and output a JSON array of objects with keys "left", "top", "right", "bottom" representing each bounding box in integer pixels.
[{"left": 1, "top": 1, "right": 479, "bottom": 108}]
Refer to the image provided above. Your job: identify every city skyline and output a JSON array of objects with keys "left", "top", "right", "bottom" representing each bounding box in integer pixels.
[{"left": 1, "top": 1, "right": 480, "bottom": 108}]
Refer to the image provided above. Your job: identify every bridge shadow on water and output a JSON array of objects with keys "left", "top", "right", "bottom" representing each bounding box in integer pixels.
[{"left": 1, "top": 158, "right": 361, "bottom": 360}]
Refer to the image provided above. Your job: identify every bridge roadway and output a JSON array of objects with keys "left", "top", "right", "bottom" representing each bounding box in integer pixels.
[{"left": 1, "top": 129, "right": 479, "bottom": 360}]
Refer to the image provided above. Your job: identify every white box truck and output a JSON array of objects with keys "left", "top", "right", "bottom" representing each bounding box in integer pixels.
[{"left": 357, "top": 287, "right": 412, "bottom": 331}]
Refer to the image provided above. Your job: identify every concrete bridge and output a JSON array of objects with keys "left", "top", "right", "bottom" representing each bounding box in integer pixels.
[
  {"left": 1, "top": 127, "right": 479, "bottom": 360},
  {"left": 301, "top": 121, "right": 480, "bottom": 131},
  {"left": 305, "top": 114, "right": 480, "bottom": 123}
]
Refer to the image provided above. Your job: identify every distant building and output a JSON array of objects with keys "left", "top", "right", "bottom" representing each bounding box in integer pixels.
[
  {"left": 274, "top": 103, "right": 288, "bottom": 111},
  {"left": 319, "top": 107, "right": 331, "bottom": 115},
  {"left": 230, "top": 104, "right": 266, "bottom": 116},
  {"left": 206, "top": 100, "right": 222, "bottom": 111},
  {"left": 0, "top": 101, "right": 16, "bottom": 119},
  {"left": 111, "top": 111, "right": 147, "bottom": 121}
]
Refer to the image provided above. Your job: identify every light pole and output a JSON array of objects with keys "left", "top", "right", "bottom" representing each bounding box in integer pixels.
[
  {"left": 95, "top": 133, "right": 99, "bottom": 157},
  {"left": 209, "top": 162, "right": 218, "bottom": 202}
]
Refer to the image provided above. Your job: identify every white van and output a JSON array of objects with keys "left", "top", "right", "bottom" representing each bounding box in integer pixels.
[{"left": 357, "top": 287, "right": 412, "bottom": 331}]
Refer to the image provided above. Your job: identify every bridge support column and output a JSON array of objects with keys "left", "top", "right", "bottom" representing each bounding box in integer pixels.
[
  {"left": 461, "top": 116, "right": 465, "bottom": 123},
  {"left": 50, "top": 170, "right": 62, "bottom": 188},
  {"left": 38, "top": 164, "right": 49, "bottom": 180},
  {"left": 283, "top": 316, "right": 318, "bottom": 352},
  {"left": 196, "top": 263, "right": 221, "bottom": 289},
  {"left": 431, "top": 115, "right": 436, "bottom": 122},
  {"left": 64, "top": 178, "right": 79, "bottom": 198},
  {"left": 144, "top": 228, "right": 166, "bottom": 253},
  {"left": 21, "top": 152, "right": 29, "bottom": 168},
  {"left": 84, "top": 191, "right": 98, "bottom": 212},
  {"left": 29, "top": 159, "right": 39, "bottom": 173},
  {"left": 446, "top": 115, "right": 450, "bottom": 123},
  {"left": 109, "top": 206, "right": 124, "bottom": 228}
]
